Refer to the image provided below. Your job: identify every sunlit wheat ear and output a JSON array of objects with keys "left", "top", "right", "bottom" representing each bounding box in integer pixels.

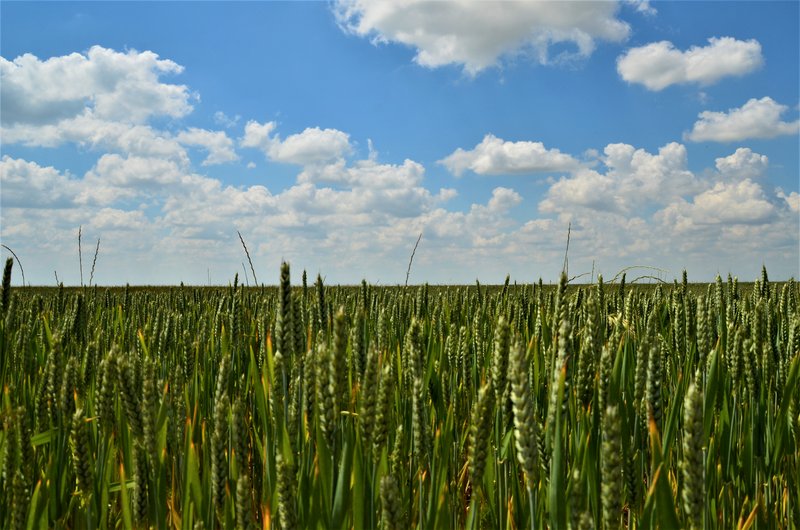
[
  {"left": 141, "top": 358, "right": 158, "bottom": 468},
  {"left": 35, "top": 376, "right": 51, "bottom": 433},
  {"left": 577, "top": 290, "right": 598, "bottom": 407},
  {"left": 359, "top": 346, "right": 380, "bottom": 452},
  {"left": 303, "top": 345, "right": 316, "bottom": 421},
  {"left": 468, "top": 382, "right": 494, "bottom": 487},
  {"left": 634, "top": 317, "right": 651, "bottom": 422},
  {"left": 352, "top": 309, "right": 366, "bottom": 381},
  {"left": 510, "top": 340, "right": 539, "bottom": 487},
  {"left": 236, "top": 471, "right": 256, "bottom": 530},
  {"left": 14, "top": 407, "right": 33, "bottom": 493},
  {"left": 211, "top": 395, "right": 229, "bottom": 516},
  {"left": 390, "top": 424, "right": 405, "bottom": 477},
  {"left": 380, "top": 474, "right": 404, "bottom": 530},
  {"left": 547, "top": 316, "right": 570, "bottom": 441},
  {"left": 681, "top": 375, "right": 704, "bottom": 530},
  {"left": 276, "top": 452, "right": 298, "bottom": 530},
  {"left": 70, "top": 408, "right": 93, "bottom": 496},
  {"left": 287, "top": 369, "right": 301, "bottom": 447},
  {"left": 117, "top": 355, "right": 143, "bottom": 438},
  {"left": 372, "top": 361, "right": 393, "bottom": 460},
  {"left": 133, "top": 443, "right": 149, "bottom": 526},
  {"left": 332, "top": 306, "right": 349, "bottom": 412},
  {"left": 316, "top": 342, "right": 336, "bottom": 448},
  {"left": 458, "top": 325, "right": 471, "bottom": 389},
  {"left": 696, "top": 296, "right": 711, "bottom": 369},
  {"left": 601, "top": 404, "right": 622, "bottom": 530},
  {"left": 596, "top": 337, "right": 613, "bottom": 420},
  {"left": 60, "top": 356, "right": 79, "bottom": 420},
  {"left": 405, "top": 318, "right": 429, "bottom": 467},
  {"left": 1, "top": 411, "right": 16, "bottom": 483},
  {"left": 215, "top": 351, "right": 230, "bottom": 406},
  {"left": 646, "top": 340, "right": 662, "bottom": 427},
  {"left": 569, "top": 467, "right": 586, "bottom": 530},
  {"left": 491, "top": 316, "right": 510, "bottom": 408},
  {"left": 231, "top": 398, "right": 248, "bottom": 474},
  {"left": 743, "top": 337, "right": 758, "bottom": 398}
]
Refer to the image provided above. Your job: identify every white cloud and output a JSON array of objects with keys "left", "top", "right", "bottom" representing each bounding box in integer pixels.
[
  {"left": 1, "top": 45, "right": 192, "bottom": 125},
  {"left": 540, "top": 142, "right": 697, "bottom": 213},
  {"left": 539, "top": 167, "right": 621, "bottom": 213},
  {"left": 268, "top": 127, "right": 352, "bottom": 165},
  {"left": 241, "top": 121, "right": 352, "bottom": 165},
  {"left": 617, "top": 37, "right": 762, "bottom": 90},
  {"left": 789, "top": 195, "right": 800, "bottom": 215},
  {"left": 80, "top": 154, "right": 187, "bottom": 203},
  {"left": 334, "top": 0, "right": 630, "bottom": 75},
  {"left": 3, "top": 134, "right": 798, "bottom": 284},
  {"left": 0, "top": 156, "right": 79, "bottom": 208},
  {"left": 686, "top": 97, "right": 800, "bottom": 142},
  {"left": 2, "top": 114, "right": 189, "bottom": 163},
  {"left": 624, "top": 0, "right": 657, "bottom": 16},
  {"left": 0, "top": 46, "right": 202, "bottom": 175},
  {"left": 91, "top": 208, "right": 149, "bottom": 231},
  {"left": 298, "top": 157, "right": 424, "bottom": 187},
  {"left": 440, "top": 134, "right": 580, "bottom": 176},
  {"left": 715, "top": 148, "right": 768, "bottom": 180},
  {"left": 176, "top": 128, "right": 239, "bottom": 165},
  {"left": 531, "top": 140, "right": 797, "bottom": 278},
  {"left": 240, "top": 120, "right": 277, "bottom": 151},
  {"left": 659, "top": 179, "right": 777, "bottom": 227},
  {"left": 777, "top": 189, "right": 800, "bottom": 214},
  {"left": 213, "top": 111, "right": 240, "bottom": 129},
  {"left": 487, "top": 187, "right": 522, "bottom": 213}
]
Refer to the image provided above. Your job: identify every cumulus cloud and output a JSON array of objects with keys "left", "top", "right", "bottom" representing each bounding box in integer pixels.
[
  {"left": 539, "top": 167, "right": 621, "bottom": 213},
  {"left": 240, "top": 120, "right": 277, "bottom": 150},
  {"left": 241, "top": 121, "right": 352, "bottom": 165},
  {"left": 540, "top": 142, "right": 697, "bottom": 213},
  {"left": 777, "top": 190, "right": 799, "bottom": 214},
  {"left": 686, "top": 97, "right": 800, "bottom": 142},
  {"left": 91, "top": 208, "right": 149, "bottom": 231},
  {"left": 617, "top": 37, "right": 762, "bottom": 90},
  {"left": 298, "top": 157, "right": 425, "bottom": 188},
  {"left": 624, "top": 0, "right": 657, "bottom": 16},
  {"left": 268, "top": 127, "right": 352, "bottom": 165},
  {"left": 3, "top": 132, "right": 798, "bottom": 284},
  {"left": 532, "top": 140, "right": 797, "bottom": 277},
  {"left": 715, "top": 148, "right": 768, "bottom": 180},
  {"left": 0, "top": 156, "right": 79, "bottom": 208},
  {"left": 213, "top": 111, "right": 240, "bottom": 129},
  {"left": 487, "top": 187, "right": 522, "bottom": 212},
  {"left": 176, "top": 128, "right": 239, "bottom": 165},
  {"left": 439, "top": 134, "right": 580, "bottom": 176},
  {"left": 659, "top": 179, "right": 777, "bottom": 227},
  {"left": 2, "top": 114, "right": 189, "bottom": 163},
  {"left": 80, "top": 154, "right": 187, "bottom": 203},
  {"left": 1, "top": 45, "right": 192, "bottom": 125},
  {"left": 0, "top": 46, "right": 204, "bottom": 169},
  {"left": 334, "top": 0, "right": 630, "bottom": 74}
]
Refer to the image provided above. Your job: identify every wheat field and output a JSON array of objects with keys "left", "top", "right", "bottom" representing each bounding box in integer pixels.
[{"left": 1, "top": 259, "right": 798, "bottom": 529}]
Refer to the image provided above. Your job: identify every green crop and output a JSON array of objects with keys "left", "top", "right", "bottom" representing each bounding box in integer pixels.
[{"left": 0, "top": 265, "right": 798, "bottom": 529}]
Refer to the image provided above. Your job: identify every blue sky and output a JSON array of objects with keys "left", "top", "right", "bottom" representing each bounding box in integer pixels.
[{"left": 1, "top": 1, "right": 798, "bottom": 285}]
